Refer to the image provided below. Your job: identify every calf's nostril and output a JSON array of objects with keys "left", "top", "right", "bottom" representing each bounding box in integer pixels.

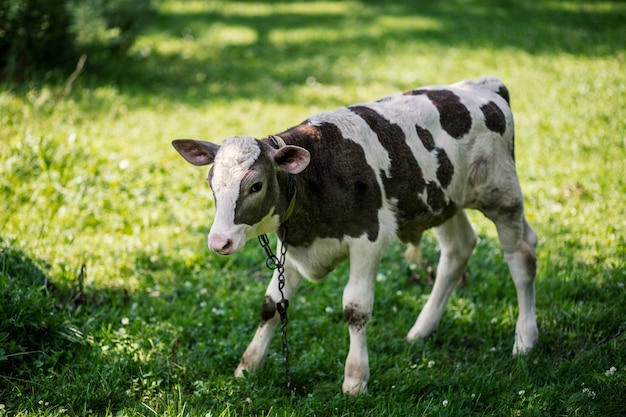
[{"left": 209, "top": 234, "right": 235, "bottom": 254}]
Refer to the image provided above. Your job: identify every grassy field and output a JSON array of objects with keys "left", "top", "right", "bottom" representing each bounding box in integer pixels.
[{"left": 1, "top": 0, "right": 625, "bottom": 415}]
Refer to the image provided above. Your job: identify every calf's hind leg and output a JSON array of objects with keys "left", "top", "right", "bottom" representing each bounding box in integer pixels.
[
  {"left": 492, "top": 214, "right": 539, "bottom": 354},
  {"left": 407, "top": 210, "right": 477, "bottom": 342}
]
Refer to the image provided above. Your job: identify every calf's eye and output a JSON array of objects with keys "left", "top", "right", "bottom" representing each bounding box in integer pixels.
[{"left": 250, "top": 182, "right": 263, "bottom": 193}]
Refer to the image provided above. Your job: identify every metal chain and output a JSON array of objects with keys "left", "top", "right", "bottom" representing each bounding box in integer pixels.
[
  {"left": 257, "top": 174, "right": 296, "bottom": 395},
  {"left": 258, "top": 231, "right": 292, "bottom": 389}
]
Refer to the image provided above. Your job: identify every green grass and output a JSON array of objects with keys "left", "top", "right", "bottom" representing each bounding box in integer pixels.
[{"left": 1, "top": 0, "right": 625, "bottom": 415}]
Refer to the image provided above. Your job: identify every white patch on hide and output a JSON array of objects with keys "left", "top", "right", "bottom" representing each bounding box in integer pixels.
[{"left": 209, "top": 136, "right": 261, "bottom": 251}]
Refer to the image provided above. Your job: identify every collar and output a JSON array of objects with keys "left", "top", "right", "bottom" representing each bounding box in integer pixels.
[{"left": 282, "top": 182, "right": 297, "bottom": 224}]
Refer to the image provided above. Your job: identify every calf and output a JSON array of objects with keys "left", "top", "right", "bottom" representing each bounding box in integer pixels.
[{"left": 172, "top": 76, "right": 538, "bottom": 394}]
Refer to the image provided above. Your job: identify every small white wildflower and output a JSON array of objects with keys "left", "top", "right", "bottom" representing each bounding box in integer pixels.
[
  {"left": 518, "top": 389, "right": 526, "bottom": 396},
  {"left": 376, "top": 273, "right": 387, "bottom": 282},
  {"left": 200, "top": 301, "right": 207, "bottom": 308},
  {"left": 442, "top": 400, "right": 449, "bottom": 407},
  {"left": 489, "top": 346, "right": 497, "bottom": 352},
  {"left": 212, "top": 307, "right": 225, "bottom": 316},
  {"left": 582, "top": 387, "right": 596, "bottom": 399},
  {"left": 490, "top": 318, "right": 498, "bottom": 324},
  {"left": 428, "top": 360, "right": 436, "bottom": 368},
  {"left": 325, "top": 306, "right": 334, "bottom": 313},
  {"left": 121, "top": 317, "right": 130, "bottom": 325},
  {"left": 605, "top": 366, "right": 617, "bottom": 376},
  {"left": 200, "top": 288, "right": 208, "bottom": 295},
  {"left": 471, "top": 393, "right": 476, "bottom": 399},
  {"left": 118, "top": 159, "right": 129, "bottom": 170},
  {"left": 306, "top": 76, "right": 319, "bottom": 87}
]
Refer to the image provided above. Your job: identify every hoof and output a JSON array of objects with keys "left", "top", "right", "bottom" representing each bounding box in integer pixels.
[{"left": 342, "top": 378, "right": 368, "bottom": 395}]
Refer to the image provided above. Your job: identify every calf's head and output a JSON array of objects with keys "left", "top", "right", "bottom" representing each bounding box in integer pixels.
[{"left": 172, "top": 136, "right": 310, "bottom": 255}]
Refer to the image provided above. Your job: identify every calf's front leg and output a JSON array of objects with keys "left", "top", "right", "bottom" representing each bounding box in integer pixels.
[
  {"left": 341, "top": 239, "right": 385, "bottom": 394},
  {"left": 235, "top": 252, "right": 303, "bottom": 378}
]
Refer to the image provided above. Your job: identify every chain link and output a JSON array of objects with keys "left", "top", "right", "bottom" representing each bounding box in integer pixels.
[{"left": 257, "top": 174, "right": 296, "bottom": 396}]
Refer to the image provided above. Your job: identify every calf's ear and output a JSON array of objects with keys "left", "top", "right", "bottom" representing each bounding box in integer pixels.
[
  {"left": 172, "top": 139, "right": 220, "bottom": 166},
  {"left": 274, "top": 145, "right": 311, "bottom": 174}
]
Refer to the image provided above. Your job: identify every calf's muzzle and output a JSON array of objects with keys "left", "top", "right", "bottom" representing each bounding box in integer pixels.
[{"left": 208, "top": 232, "right": 236, "bottom": 255}]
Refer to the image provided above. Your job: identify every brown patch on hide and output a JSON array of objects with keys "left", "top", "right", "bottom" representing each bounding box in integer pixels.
[{"left": 275, "top": 122, "right": 382, "bottom": 245}]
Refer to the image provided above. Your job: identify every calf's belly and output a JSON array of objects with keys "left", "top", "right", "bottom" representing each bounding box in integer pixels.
[{"left": 287, "top": 237, "right": 350, "bottom": 281}]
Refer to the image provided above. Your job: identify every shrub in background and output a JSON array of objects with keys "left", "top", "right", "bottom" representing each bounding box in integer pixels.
[
  {"left": 0, "top": 0, "right": 158, "bottom": 80},
  {"left": 71, "top": 0, "right": 156, "bottom": 56},
  {"left": 0, "top": 0, "right": 74, "bottom": 80}
]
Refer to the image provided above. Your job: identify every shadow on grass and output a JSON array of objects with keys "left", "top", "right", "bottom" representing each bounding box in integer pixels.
[
  {"left": 83, "top": 0, "right": 625, "bottom": 106},
  {"left": 0, "top": 239, "right": 138, "bottom": 408},
  {"left": 4, "top": 230, "right": 624, "bottom": 412}
]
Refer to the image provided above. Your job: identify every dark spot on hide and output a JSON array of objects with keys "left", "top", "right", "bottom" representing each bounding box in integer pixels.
[
  {"left": 404, "top": 89, "right": 472, "bottom": 139},
  {"left": 435, "top": 148, "right": 454, "bottom": 189},
  {"left": 260, "top": 295, "right": 277, "bottom": 324},
  {"left": 426, "top": 181, "right": 446, "bottom": 211},
  {"left": 480, "top": 101, "right": 507, "bottom": 135},
  {"left": 343, "top": 303, "right": 370, "bottom": 330},
  {"left": 415, "top": 124, "right": 435, "bottom": 151},
  {"left": 497, "top": 84, "right": 510, "bottom": 105},
  {"left": 415, "top": 125, "right": 454, "bottom": 189},
  {"left": 349, "top": 105, "right": 460, "bottom": 240},
  {"left": 349, "top": 105, "right": 428, "bottom": 218}
]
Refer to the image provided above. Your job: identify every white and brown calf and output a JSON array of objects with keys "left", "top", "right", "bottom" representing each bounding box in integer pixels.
[{"left": 172, "top": 76, "right": 538, "bottom": 394}]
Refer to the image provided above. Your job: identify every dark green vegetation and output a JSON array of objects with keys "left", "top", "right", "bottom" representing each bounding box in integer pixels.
[
  {"left": 0, "top": 0, "right": 158, "bottom": 79},
  {"left": 1, "top": 0, "right": 625, "bottom": 415}
]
